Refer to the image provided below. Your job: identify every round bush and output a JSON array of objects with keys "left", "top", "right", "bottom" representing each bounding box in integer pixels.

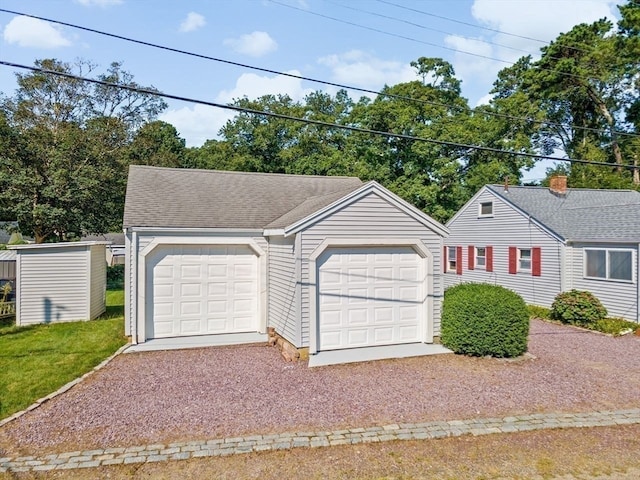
[
  {"left": 550, "top": 289, "right": 607, "bottom": 327},
  {"left": 441, "top": 283, "right": 529, "bottom": 358}
]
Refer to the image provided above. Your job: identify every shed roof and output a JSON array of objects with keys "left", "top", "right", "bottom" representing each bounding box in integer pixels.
[
  {"left": 123, "top": 165, "right": 364, "bottom": 229},
  {"left": 486, "top": 185, "right": 640, "bottom": 243}
]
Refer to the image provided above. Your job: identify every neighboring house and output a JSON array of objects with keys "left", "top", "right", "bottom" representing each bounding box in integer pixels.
[
  {"left": 8, "top": 241, "right": 108, "bottom": 325},
  {"left": 82, "top": 233, "right": 126, "bottom": 266},
  {"left": 123, "top": 165, "right": 449, "bottom": 365},
  {"left": 444, "top": 176, "right": 640, "bottom": 323}
]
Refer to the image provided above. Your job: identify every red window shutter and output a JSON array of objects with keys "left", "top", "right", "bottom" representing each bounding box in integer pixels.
[
  {"left": 508, "top": 246, "right": 517, "bottom": 274},
  {"left": 443, "top": 246, "right": 447, "bottom": 272},
  {"left": 468, "top": 245, "right": 475, "bottom": 270},
  {"left": 532, "top": 247, "right": 542, "bottom": 276},
  {"left": 486, "top": 246, "right": 493, "bottom": 272},
  {"left": 456, "top": 246, "right": 463, "bottom": 275}
]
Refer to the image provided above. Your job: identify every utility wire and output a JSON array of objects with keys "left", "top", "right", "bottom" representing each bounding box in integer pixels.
[
  {"left": 324, "top": 0, "right": 546, "bottom": 58},
  {"left": 1, "top": 8, "right": 636, "bottom": 140},
  {"left": 377, "top": 0, "right": 552, "bottom": 46},
  {"left": 268, "top": 0, "right": 601, "bottom": 82},
  {"left": 328, "top": 0, "right": 602, "bottom": 64},
  {"left": 2, "top": 60, "right": 638, "bottom": 173}
]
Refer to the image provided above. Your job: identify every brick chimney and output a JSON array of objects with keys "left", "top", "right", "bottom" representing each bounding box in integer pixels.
[{"left": 549, "top": 175, "right": 567, "bottom": 196}]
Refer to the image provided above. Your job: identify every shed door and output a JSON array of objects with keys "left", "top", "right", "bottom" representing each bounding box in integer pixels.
[
  {"left": 317, "top": 247, "right": 424, "bottom": 351},
  {"left": 148, "top": 245, "right": 258, "bottom": 338}
]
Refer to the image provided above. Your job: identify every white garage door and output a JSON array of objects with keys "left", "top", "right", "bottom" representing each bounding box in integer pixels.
[
  {"left": 149, "top": 245, "right": 258, "bottom": 338},
  {"left": 317, "top": 247, "right": 424, "bottom": 351}
]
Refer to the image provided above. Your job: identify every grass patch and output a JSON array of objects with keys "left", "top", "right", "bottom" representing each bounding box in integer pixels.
[
  {"left": 0, "top": 290, "right": 127, "bottom": 420},
  {"left": 528, "top": 305, "right": 551, "bottom": 320}
]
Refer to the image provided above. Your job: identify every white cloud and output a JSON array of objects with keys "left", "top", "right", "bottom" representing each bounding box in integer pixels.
[
  {"left": 74, "top": 0, "right": 123, "bottom": 6},
  {"left": 179, "top": 12, "right": 206, "bottom": 33},
  {"left": 160, "top": 70, "right": 312, "bottom": 146},
  {"left": 223, "top": 31, "right": 277, "bottom": 57},
  {"left": 317, "top": 50, "right": 415, "bottom": 94},
  {"left": 3, "top": 16, "right": 72, "bottom": 49},
  {"left": 445, "top": 0, "right": 620, "bottom": 103}
]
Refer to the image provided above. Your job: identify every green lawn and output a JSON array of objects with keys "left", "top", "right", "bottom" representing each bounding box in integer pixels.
[{"left": 0, "top": 290, "right": 127, "bottom": 420}]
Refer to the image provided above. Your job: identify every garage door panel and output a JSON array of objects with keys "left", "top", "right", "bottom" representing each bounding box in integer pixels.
[
  {"left": 374, "top": 327, "right": 393, "bottom": 343},
  {"left": 149, "top": 245, "right": 258, "bottom": 339},
  {"left": 318, "top": 247, "right": 425, "bottom": 351}
]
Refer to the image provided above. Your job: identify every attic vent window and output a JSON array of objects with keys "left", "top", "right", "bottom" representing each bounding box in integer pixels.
[{"left": 479, "top": 201, "right": 493, "bottom": 217}]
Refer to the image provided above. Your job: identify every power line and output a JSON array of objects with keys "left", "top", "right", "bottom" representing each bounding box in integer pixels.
[
  {"left": 328, "top": 0, "right": 602, "bottom": 66},
  {"left": 2, "top": 60, "right": 638, "bottom": 173},
  {"left": 268, "top": 0, "right": 601, "bottom": 83},
  {"left": 2, "top": 8, "right": 635, "bottom": 140},
  {"left": 324, "top": 0, "right": 545, "bottom": 58},
  {"left": 376, "top": 0, "right": 550, "bottom": 46}
]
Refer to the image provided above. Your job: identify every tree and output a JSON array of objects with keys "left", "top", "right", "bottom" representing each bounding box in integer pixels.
[
  {"left": 0, "top": 58, "right": 167, "bottom": 242},
  {"left": 127, "top": 120, "right": 186, "bottom": 168},
  {"left": 490, "top": 2, "right": 640, "bottom": 187}
]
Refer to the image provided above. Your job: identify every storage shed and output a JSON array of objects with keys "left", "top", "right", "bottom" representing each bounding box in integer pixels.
[{"left": 9, "top": 241, "right": 109, "bottom": 325}]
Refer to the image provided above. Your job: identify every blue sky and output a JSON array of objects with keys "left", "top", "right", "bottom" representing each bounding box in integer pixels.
[{"left": 0, "top": 0, "right": 624, "bottom": 181}]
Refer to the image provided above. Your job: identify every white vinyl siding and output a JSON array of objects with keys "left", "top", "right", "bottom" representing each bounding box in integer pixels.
[
  {"left": 567, "top": 243, "right": 638, "bottom": 322},
  {"left": 445, "top": 188, "right": 563, "bottom": 308},
  {"left": 299, "top": 192, "right": 443, "bottom": 347},
  {"left": 90, "top": 244, "right": 107, "bottom": 319},
  {"left": 14, "top": 243, "right": 107, "bottom": 326},
  {"left": 267, "top": 235, "right": 300, "bottom": 345}
]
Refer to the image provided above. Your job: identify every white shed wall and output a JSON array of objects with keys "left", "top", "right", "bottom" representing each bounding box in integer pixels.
[
  {"left": 15, "top": 243, "right": 106, "bottom": 325},
  {"left": 90, "top": 244, "right": 107, "bottom": 319},
  {"left": 444, "top": 188, "right": 563, "bottom": 308},
  {"left": 299, "top": 192, "right": 444, "bottom": 347}
]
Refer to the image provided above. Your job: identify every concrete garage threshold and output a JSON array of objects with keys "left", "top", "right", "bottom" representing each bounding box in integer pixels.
[
  {"left": 308, "top": 343, "right": 453, "bottom": 367},
  {"left": 125, "top": 333, "right": 269, "bottom": 353}
]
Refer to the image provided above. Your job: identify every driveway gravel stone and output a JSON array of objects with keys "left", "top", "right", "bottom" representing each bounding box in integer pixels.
[{"left": 1, "top": 320, "right": 639, "bottom": 457}]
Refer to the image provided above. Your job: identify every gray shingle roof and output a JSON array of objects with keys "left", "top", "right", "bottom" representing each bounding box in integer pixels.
[
  {"left": 487, "top": 185, "right": 640, "bottom": 242},
  {"left": 123, "top": 165, "right": 363, "bottom": 229}
]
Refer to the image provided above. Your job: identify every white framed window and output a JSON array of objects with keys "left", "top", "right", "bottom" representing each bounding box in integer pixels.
[
  {"left": 585, "top": 249, "right": 633, "bottom": 282},
  {"left": 475, "top": 247, "right": 486, "bottom": 269},
  {"left": 519, "top": 248, "right": 531, "bottom": 272},
  {"left": 478, "top": 201, "right": 493, "bottom": 217},
  {"left": 447, "top": 246, "right": 457, "bottom": 272}
]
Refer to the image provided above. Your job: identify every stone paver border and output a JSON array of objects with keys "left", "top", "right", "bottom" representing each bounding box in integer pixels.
[{"left": 2, "top": 408, "right": 639, "bottom": 473}]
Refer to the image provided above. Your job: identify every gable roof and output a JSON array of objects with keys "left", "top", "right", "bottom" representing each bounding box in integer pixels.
[
  {"left": 123, "top": 165, "right": 363, "bottom": 230},
  {"left": 485, "top": 184, "right": 640, "bottom": 243}
]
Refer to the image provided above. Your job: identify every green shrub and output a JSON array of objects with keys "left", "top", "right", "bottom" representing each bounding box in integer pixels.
[
  {"left": 527, "top": 305, "right": 550, "bottom": 320},
  {"left": 550, "top": 290, "right": 607, "bottom": 327},
  {"left": 441, "top": 283, "right": 529, "bottom": 358}
]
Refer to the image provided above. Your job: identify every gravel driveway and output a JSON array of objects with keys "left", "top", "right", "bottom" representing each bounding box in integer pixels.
[{"left": 1, "top": 319, "right": 639, "bottom": 456}]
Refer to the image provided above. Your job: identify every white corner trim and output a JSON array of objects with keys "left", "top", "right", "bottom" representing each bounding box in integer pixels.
[
  {"left": 308, "top": 238, "right": 432, "bottom": 261},
  {"left": 139, "top": 236, "right": 266, "bottom": 258},
  {"left": 307, "top": 238, "right": 434, "bottom": 355}
]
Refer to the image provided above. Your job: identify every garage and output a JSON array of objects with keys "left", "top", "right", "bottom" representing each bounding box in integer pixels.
[
  {"left": 146, "top": 245, "right": 259, "bottom": 339},
  {"left": 317, "top": 247, "right": 424, "bottom": 351}
]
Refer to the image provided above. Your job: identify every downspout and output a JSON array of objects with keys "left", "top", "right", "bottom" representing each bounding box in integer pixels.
[{"left": 637, "top": 243, "right": 640, "bottom": 324}]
